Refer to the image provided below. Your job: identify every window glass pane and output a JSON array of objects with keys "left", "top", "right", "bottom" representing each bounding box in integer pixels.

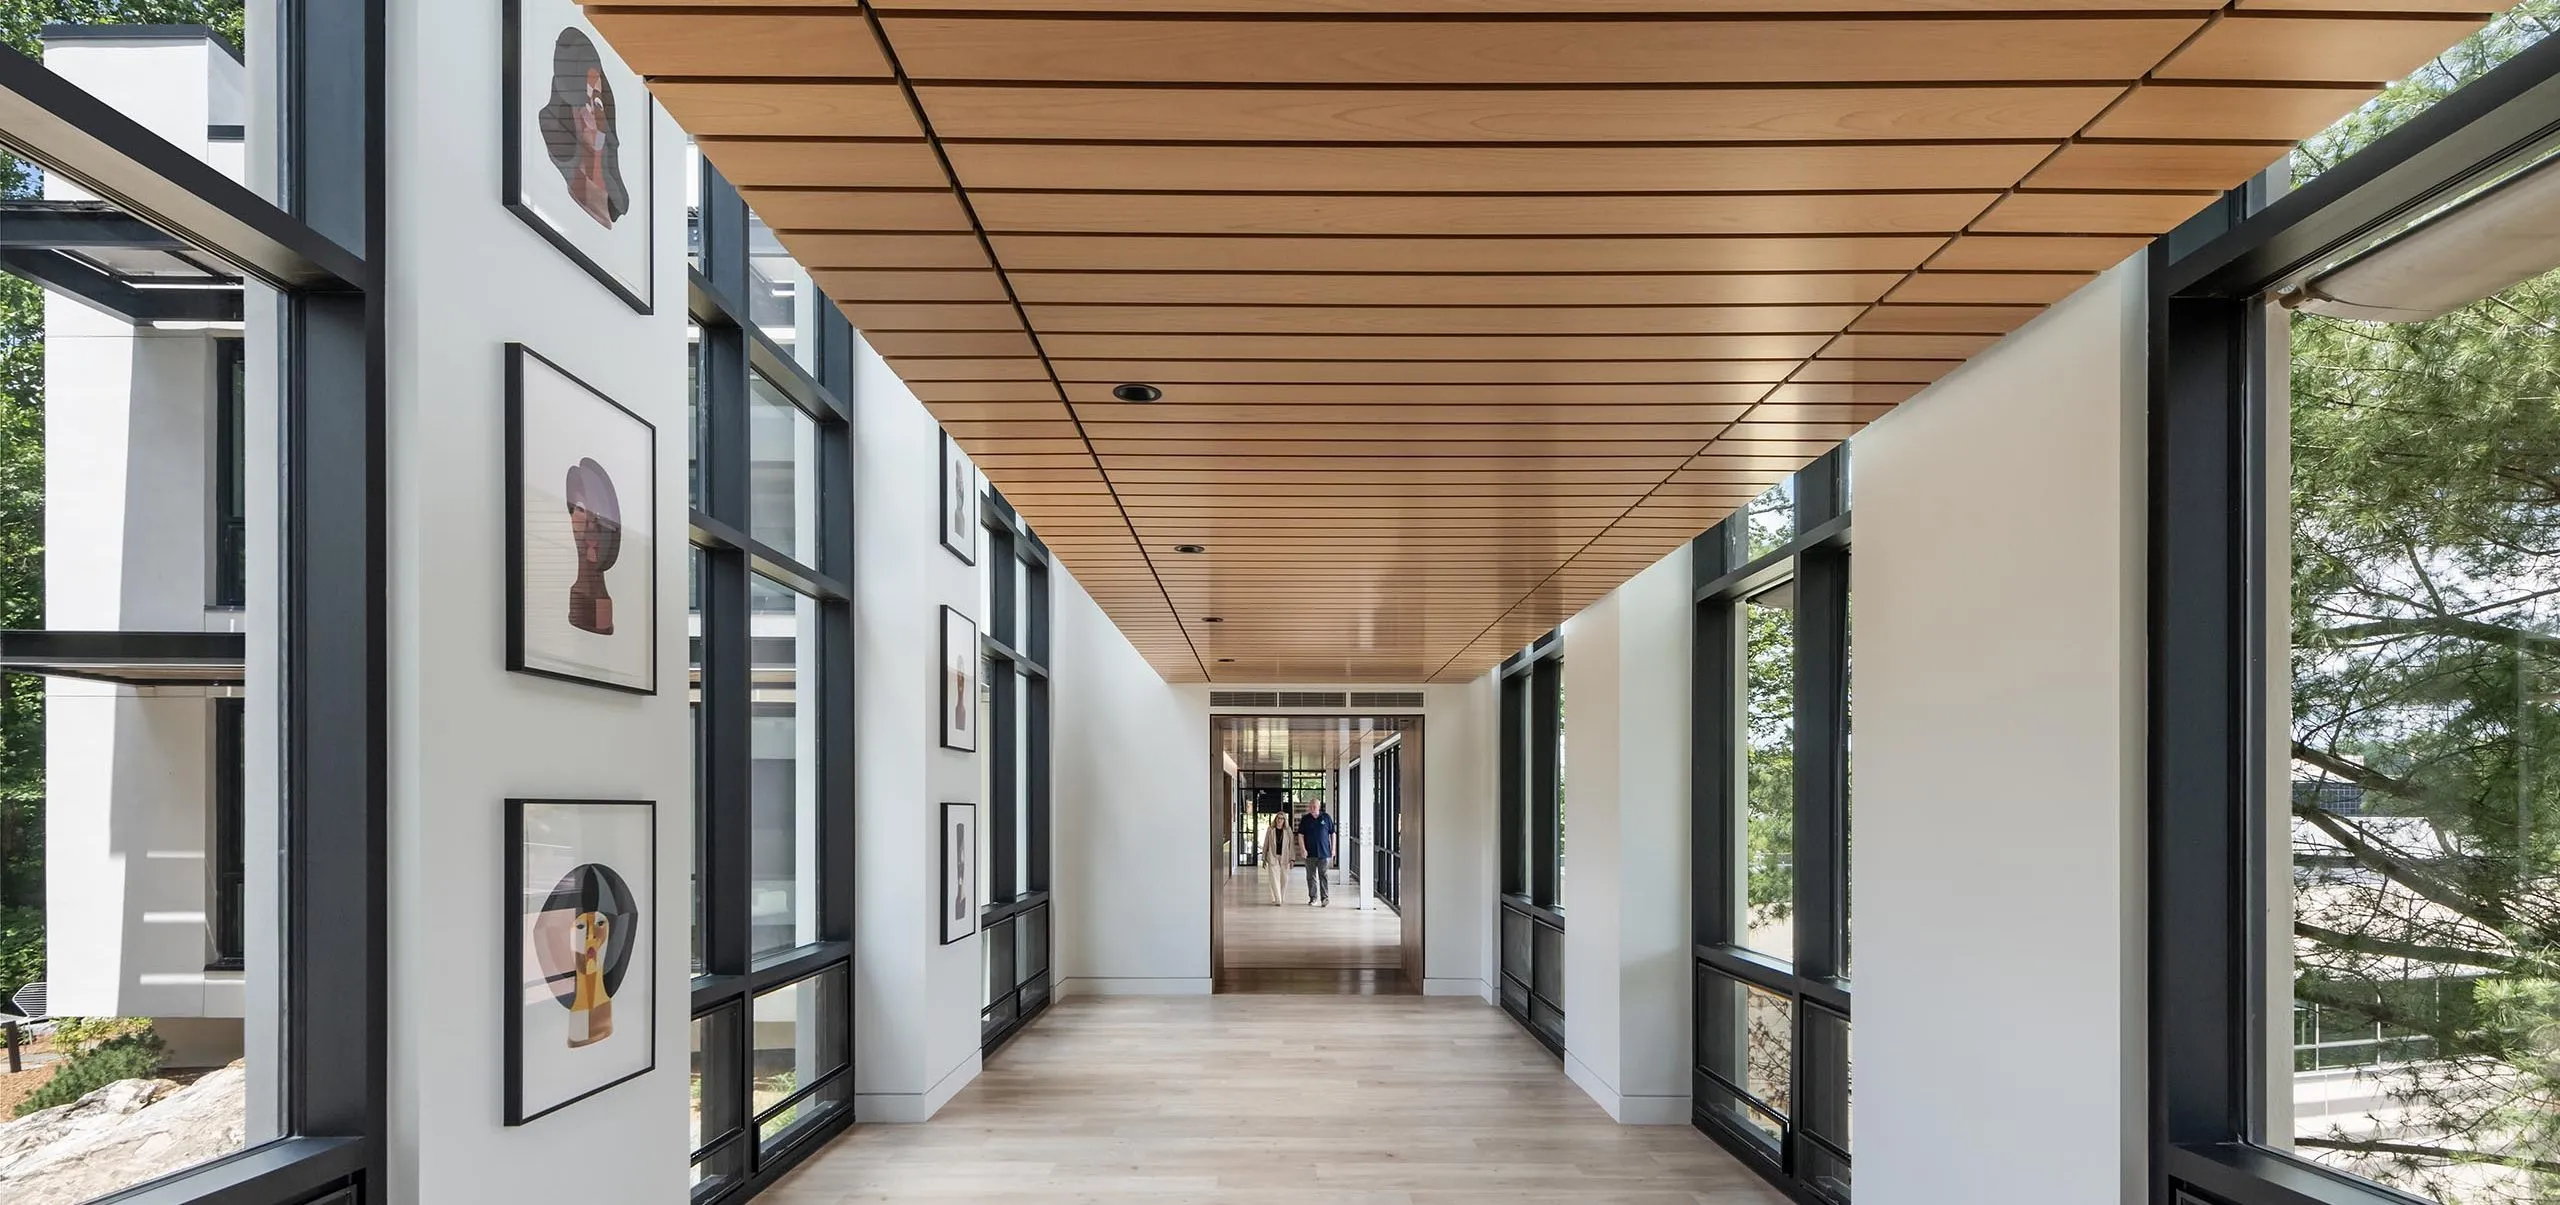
[
  {"left": 977, "top": 655, "right": 994, "bottom": 911},
  {"left": 746, "top": 209, "right": 818, "bottom": 371},
  {"left": 0, "top": 184, "right": 279, "bottom": 1194},
  {"left": 751, "top": 965, "right": 848, "bottom": 1120},
  {"left": 1555, "top": 673, "right": 1566, "bottom": 903},
  {"left": 1745, "top": 982, "right": 1793, "bottom": 1120},
  {"left": 1746, "top": 479, "right": 1795, "bottom": 562},
  {"left": 684, "top": 135, "right": 701, "bottom": 271},
  {"left": 685, "top": 322, "right": 701, "bottom": 512},
  {"left": 2283, "top": 262, "right": 2560, "bottom": 1196},
  {"left": 1015, "top": 668, "right": 1031, "bottom": 894},
  {"left": 747, "top": 372, "right": 815, "bottom": 562},
  {"left": 689, "top": 548, "right": 705, "bottom": 976},
  {"left": 1743, "top": 583, "right": 1796, "bottom": 963},
  {"left": 1843, "top": 590, "right": 1854, "bottom": 980},
  {"left": 2293, "top": 10, "right": 2554, "bottom": 188},
  {"left": 749, "top": 575, "right": 819, "bottom": 958},
  {"left": 690, "top": 1003, "right": 741, "bottom": 1157}
]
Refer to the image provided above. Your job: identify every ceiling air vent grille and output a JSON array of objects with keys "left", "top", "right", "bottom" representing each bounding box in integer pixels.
[
  {"left": 1349, "top": 691, "right": 1426, "bottom": 709},
  {"left": 1210, "top": 691, "right": 1279, "bottom": 707},
  {"left": 1277, "top": 691, "right": 1348, "bottom": 708}
]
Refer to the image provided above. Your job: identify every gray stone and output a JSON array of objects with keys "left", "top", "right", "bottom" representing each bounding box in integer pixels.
[{"left": 0, "top": 1063, "right": 246, "bottom": 1205}]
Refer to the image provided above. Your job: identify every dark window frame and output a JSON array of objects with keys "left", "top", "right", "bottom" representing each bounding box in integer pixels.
[
  {"left": 979, "top": 488, "right": 1053, "bottom": 1055},
  {"left": 2149, "top": 34, "right": 2560, "bottom": 1205},
  {"left": 211, "top": 334, "right": 246, "bottom": 609},
  {"left": 1498, "top": 632, "right": 1564, "bottom": 1054},
  {"left": 687, "top": 155, "right": 858, "bottom": 1205},
  {"left": 1372, "top": 742, "right": 1402, "bottom": 913},
  {"left": 1690, "top": 448, "right": 1852, "bottom": 1203},
  {"left": 0, "top": 6, "right": 388, "bottom": 1204}
]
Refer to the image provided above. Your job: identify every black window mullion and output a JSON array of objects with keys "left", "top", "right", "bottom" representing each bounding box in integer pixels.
[
  {"left": 1693, "top": 528, "right": 1739, "bottom": 950},
  {"left": 1499, "top": 673, "right": 1526, "bottom": 899},
  {"left": 988, "top": 653, "right": 1020, "bottom": 904},
  {"left": 1529, "top": 653, "right": 1561, "bottom": 911},
  {"left": 1792, "top": 543, "right": 1848, "bottom": 983}
]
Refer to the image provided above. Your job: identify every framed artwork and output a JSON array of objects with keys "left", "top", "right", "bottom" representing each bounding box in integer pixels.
[
  {"left": 507, "top": 345, "right": 659, "bottom": 694},
  {"left": 940, "top": 430, "right": 977, "bottom": 565},
  {"left": 504, "top": 0, "right": 655, "bottom": 313},
  {"left": 505, "top": 799, "right": 657, "bottom": 1125},
  {"left": 941, "top": 605, "right": 977, "bottom": 752},
  {"left": 941, "top": 802, "right": 977, "bottom": 945}
]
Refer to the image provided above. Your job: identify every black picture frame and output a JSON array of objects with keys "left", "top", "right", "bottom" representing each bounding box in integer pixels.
[
  {"left": 506, "top": 344, "right": 660, "bottom": 695},
  {"left": 941, "top": 605, "right": 978, "bottom": 752},
  {"left": 940, "top": 429, "right": 977, "bottom": 565},
  {"left": 503, "top": 798, "right": 659, "bottom": 1126},
  {"left": 941, "top": 802, "right": 978, "bottom": 945},
  {"left": 502, "top": 0, "right": 656, "bottom": 314}
]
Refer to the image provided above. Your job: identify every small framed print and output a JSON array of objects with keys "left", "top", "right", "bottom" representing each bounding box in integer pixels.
[
  {"left": 504, "top": 0, "right": 655, "bottom": 312},
  {"left": 507, "top": 345, "right": 658, "bottom": 694},
  {"left": 941, "top": 430, "right": 977, "bottom": 565},
  {"left": 942, "top": 802, "right": 977, "bottom": 945},
  {"left": 941, "top": 606, "right": 978, "bottom": 752},
  {"left": 505, "top": 799, "right": 657, "bottom": 1126}
]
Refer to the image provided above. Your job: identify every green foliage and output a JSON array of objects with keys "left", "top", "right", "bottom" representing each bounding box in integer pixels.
[
  {"left": 2294, "top": 0, "right": 2560, "bottom": 186},
  {"left": 0, "top": 0, "right": 243, "bottom": 56},
  {"left": 1743, "top": 596, "right": 1794, "bottom": 927},
  {"left": 13, "top": 1029, "right": 163, "bottom": 1116},
  {"left": 49, "top": 1015, "right": 150, "bottom": 1052}
]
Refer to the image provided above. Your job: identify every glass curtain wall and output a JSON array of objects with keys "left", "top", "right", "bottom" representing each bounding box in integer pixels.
[
  {"left": 1498, "top": 634, "right": 1565, "bottom": 1054},
  {"left": 2154, "top": 29, "right": 2560, "bottom": 1205},
  {"left": 978, "top": 489, "right": 1053, "bottom": 1055},
  {"left": 1692, "top": 448, "right": 1852, "bottom": 1202},
  {"left": 0, "top": 8, "right": 382, "bottom": 1205},
  {"left": 686, "top": 153, "right": 857, "bottom": 1203}
]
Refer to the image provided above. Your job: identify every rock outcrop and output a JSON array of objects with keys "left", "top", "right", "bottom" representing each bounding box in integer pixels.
[{"left": 0, "top": 1064, "right": 247, "bottom": 1205}]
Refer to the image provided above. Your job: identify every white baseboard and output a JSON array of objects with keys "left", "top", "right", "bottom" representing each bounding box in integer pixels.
[
  {"left": 1057, "top": 976, "right": 1213, "bottom": 997},
  {"left": 855, "top": 1050, "right": 980, "bottom": 1124},
  {"left": 1562, "top": 1050, "right": 1691, "bottom": 1126},
  {"left": 1423, "top": 977, "right": 1493, "bottom": 1003}
]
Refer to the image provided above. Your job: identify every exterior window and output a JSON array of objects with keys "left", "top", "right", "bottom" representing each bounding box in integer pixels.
[
  {"left": 0, "top": 9, "right": 386, "bottom": 1205},
  {"left": 1694, "top": 448, "right": 1851, "bottom": 1202},
  {"left": 2152, "top": 36, "right": 2560, "bottom": 1205},
  {"left": 1498, "top": 634, "right": 1564, "bottom": 1052},
  {"left": 979, "top": 490, "right": 1053, "bottom": 1054},
  {"left": 688, "top": 159, "right": 854, "bottom": 1198}
]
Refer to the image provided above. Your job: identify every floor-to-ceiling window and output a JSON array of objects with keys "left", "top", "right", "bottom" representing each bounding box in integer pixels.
[
  {"left": 1373, "top": 742, "right": 1403, "bottom": 913},
  {"left": 2155, "top": 28, "right": 2560, "bottom": 1205},
  {"left": 686, "top": 150, "right": 857, "bottom": 1203},
  {"left": 978, "top": 489, "right": 1052, "bottom": 1055},
  {"left": 1499, "top": 634, "right": 1564, "bottom": 1053},
  {"left": 0, "top": 10, "right": 384, "bottom": 1204},
  {"left": 1693, "top": 448, "right": 1851, "bottom": 1202}
]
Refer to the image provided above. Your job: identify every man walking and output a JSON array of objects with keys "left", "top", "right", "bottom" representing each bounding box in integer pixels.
[{"left": 1296, "top": 800, "right": 1337, "bottom": 906}]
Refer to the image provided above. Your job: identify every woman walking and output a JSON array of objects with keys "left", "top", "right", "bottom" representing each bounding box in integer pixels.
[{"left": 1260, "top": 814, "right": 1292, "bottom": 906}]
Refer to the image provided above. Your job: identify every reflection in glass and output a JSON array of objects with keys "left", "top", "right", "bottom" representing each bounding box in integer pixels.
[
  {"left": 751, "top": 966, "right": 849, "bottom": 1121},
  {"left": 2282, "top": 263, "right": 2560, "bottom": 1199},
  {"left": 748, "top": 372, "right": 816, "bottom": 562},
  {"left": 746, "top": 208, "right": 818, "bottom": 369},
  {"left": 1746, "top": 478, "right": 1795, "bottom": 562},
  {"left": 1743, "top": 582, "right": 1797, "bottom": 963},
  {"left": 690, "top": 548, "right": 705, "bottom": 975},
  {"left": 749, "top": 575, "right": 820, "bottom": 958},
  {"left": 690, "top": 1004, "right": 742, "bottom": 1156}
]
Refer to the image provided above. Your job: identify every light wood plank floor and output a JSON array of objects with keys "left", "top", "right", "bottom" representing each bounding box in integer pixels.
[
  {"left": 766, "top": 995, "right": 1792, "bottom": 1204},
  {"left": 1220, "top": 866, "right": 1402, "bottom": 971}
]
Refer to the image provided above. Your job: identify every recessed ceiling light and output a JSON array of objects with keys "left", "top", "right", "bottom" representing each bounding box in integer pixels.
[
  {"left": 1112, "top": 383, "right": 1163, "bottom": 402},
  {"left": 1173, "top": 543, "right": 1205, "bottom": 555},
  {"left": 1201, "top": 616, "right": 1224, "bottom": 623}
]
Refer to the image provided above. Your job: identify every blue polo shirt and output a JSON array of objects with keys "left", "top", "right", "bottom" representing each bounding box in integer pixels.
[{"left": 1297, "top": 810, "right": 1337, "bottom": 861}]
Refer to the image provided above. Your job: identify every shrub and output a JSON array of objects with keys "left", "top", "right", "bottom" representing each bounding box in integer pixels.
[
  {"left": 15, "top": 1030, "right": 165, "bottom": 1116},
  {"left": 0, "top": 905, "right": 37, "bottom": 1001},
  {"left": 49, "top": 1016, "right": 151, "bottom": 1053}
]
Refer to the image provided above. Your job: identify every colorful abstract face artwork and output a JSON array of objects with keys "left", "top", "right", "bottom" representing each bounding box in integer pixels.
[
  {"left": 507, "top": 799, "right": 656, "bottom": 1125},
  {"left": 508, "top": 346, "right": 656, "bottom": 693},
  {"left": 506, "top": 0, "right": 654, "bottom": 311}
]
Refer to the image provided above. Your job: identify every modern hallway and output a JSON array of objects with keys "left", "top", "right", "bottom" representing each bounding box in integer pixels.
[
  {"left": 1219, "top": 870, "right": 1401, "bottom": 971},
  {"left": 762, "top": 995, "right": 1791, "bottom": 1204}
]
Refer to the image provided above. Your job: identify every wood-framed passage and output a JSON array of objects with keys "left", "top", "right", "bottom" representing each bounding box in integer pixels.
[
  {"left": 507, "top": 344, "right": 658, "bottom": 694},
  {"left": 942, "top": 802, "right": 978, "bottom": 945},
  {"left": 940, "top": 430, "right": 977, "bottom": 565},
  {"left": 503, "top": 0, "right": 655, "bottom": 313},
  {"left": 505, "top": 798, "right": 658, "bottom": 1126},
  {"left": 941, "top": 605, "right": 978, "bottom": 752}
]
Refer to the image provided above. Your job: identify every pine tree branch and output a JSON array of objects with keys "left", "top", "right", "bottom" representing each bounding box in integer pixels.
[{"left": 2296, "top": 1136, "right": 2560, "bottom": 1177}]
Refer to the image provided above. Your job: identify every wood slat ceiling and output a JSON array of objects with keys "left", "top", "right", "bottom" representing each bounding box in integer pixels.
[{"left": 586, "top": 0, "right": 2500, "bottom": 684}]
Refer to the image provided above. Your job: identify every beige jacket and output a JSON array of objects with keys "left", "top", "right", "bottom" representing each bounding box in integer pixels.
[{"left": 1261, "top": 821, "right": 1293, "bottom": 865}]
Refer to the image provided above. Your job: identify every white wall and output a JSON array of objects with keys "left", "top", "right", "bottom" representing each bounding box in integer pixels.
[
  {"left": 1559, "top": 544, "right": 1693, "bottom": 1125},
  {"left": 849, "top": 343, "right": 986, "bottom": 1121},
  {"left": 1852, "top": 258, "right": 2148, "bottom": 1205},
  {"left": 382, "top": 0, "right": 691, "bottom": 1200},
  {"left": 1051, "top": 570, "right": 1210, "bottom": 995},
  {"left": 1421, "top": 678, "right": 1496, "bottom": 997}
]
